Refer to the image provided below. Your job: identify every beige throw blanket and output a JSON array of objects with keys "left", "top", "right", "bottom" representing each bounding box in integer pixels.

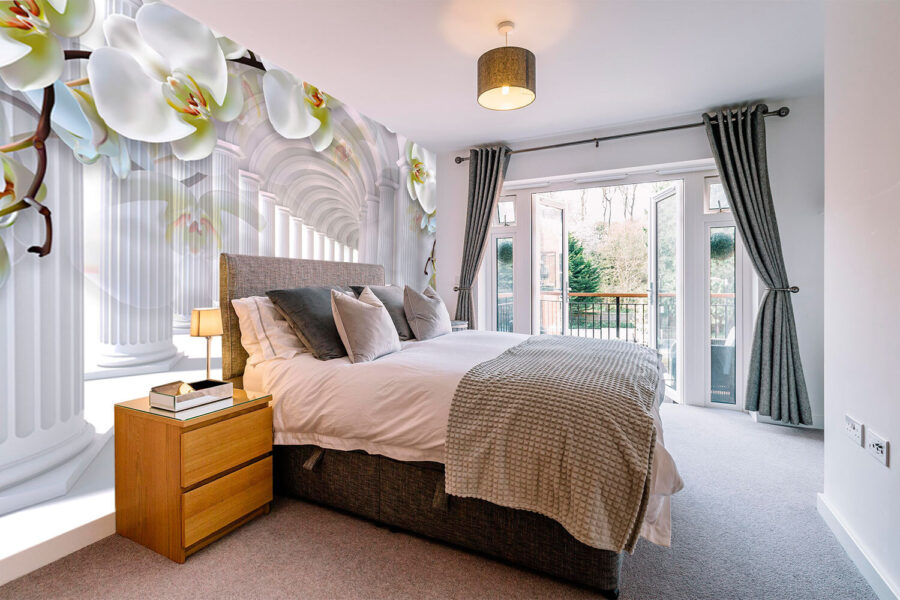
[{"left": 445, "top": 335, "right": 661, "bottom": 553}]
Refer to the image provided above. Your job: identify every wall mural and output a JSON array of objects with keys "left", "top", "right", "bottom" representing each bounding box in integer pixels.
[{"left": 0, "top": 0, "right": 437, "bottom": 374}]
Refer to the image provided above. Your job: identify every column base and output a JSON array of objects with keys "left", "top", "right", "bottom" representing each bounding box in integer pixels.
[
  {"left": 173, "top": 316, "right": 191, "bottom": 334},
  {"left": 85, "top": 351, "right": 184, "bottom": 381},
  {"left": 0, "top": 429, "right": 111, "bottom": 517}
]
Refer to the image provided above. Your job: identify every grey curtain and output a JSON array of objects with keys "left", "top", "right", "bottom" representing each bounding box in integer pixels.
[
  {"left": 703, "top": 104, "right": 811, "bottom": 425},
  {"left": 454, "top": 145, "right": 511, "bottom": 328}
]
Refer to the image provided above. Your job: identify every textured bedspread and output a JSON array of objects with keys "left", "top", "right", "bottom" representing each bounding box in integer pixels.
[{"left": 445, "top": 335, "right": 661, "bottom": 553}]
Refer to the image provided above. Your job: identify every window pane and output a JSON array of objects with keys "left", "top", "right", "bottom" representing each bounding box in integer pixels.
[
  {"left": 706, "top": 177, "right": 730, "bottom": 212},
  {"left": 709, "top": 226, "right": 736, "bottom": 404},
  {"left": 496, "top": 199, "right": 516, "bottom": 226},
  {"left": 656, "top": 194, "right": 678, "bottom": 390},
  {"left": 537, "top": 206, "right": 564, "bottom": 335},
  {"left": 496, "top": 237, "right": 514, "bottom": 332}
]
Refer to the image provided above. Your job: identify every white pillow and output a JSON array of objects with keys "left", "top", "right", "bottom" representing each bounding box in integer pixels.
[
  {"left": 331, "top": 287, "right": 401, "bottom": 363},
  {"left": 403, "top": 286, "right": 452, "bottom": 340},
  {"left": 231, "top": 296, "right": 305, "bottom": 364}
]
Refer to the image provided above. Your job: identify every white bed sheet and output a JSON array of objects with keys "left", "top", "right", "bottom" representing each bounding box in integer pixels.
[{"left": 253, "top": 330, "right": 682, "bottom": 546}]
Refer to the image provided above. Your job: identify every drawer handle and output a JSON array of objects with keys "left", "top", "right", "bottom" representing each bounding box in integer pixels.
[{"left": 303, "top": 448, "right": 324, "bottom": 471}]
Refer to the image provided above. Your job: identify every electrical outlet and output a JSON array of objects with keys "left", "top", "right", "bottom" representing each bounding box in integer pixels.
[
  {"left": 845, "top": 415, "right": 863, "bottom": 446},
  {"left": 866, "top": 430, "right": 889, "bottom": 467}
]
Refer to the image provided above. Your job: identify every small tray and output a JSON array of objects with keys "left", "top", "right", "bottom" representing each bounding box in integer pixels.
[{"left": 149, "top": 379, "right": 234, "bottom": 411}]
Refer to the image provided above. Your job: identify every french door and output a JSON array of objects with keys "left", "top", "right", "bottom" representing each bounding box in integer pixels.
[
  {"left": 648, "top": 184, "right": 682, "bottom": 396},
  {"left": 532, "top": 196, "right": 567, "bottom": 335}
]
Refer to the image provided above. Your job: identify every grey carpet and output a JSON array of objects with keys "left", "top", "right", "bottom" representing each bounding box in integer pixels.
[{"left": 0, "top": 405, "right": 876, "bottom": 600}]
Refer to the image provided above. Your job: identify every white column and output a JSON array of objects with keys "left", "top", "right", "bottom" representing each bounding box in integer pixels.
[
  {"left": 323, "top": 236, "right": 333, "bottom": 261},
  {"left": 314, "top": 232, "right": 325, "bottom": 260},
  {"left": 362, "top": 193, "right": 379, "bottom": 264},
  {"left": 0, "top": 136, "right": 104, "bottom": 514},
  {"left": 95, "top": 139, "right": 179, "bottom": 374},
  {"left": 171, "top": 156, "right": 215, "bottom": 331},
  {"left": 302, "top": 224, "right": 315, "bottom": 259},
  {"left": 352, "top": 248, "right": 359, "bottom": 263},
  {"left": 289, "top": 216, "right": 303, "bottom": 259},
  {"left": 238, "top": 170, "right": 261, "bottom": 255},
  {"left": 333, "top": 239, "right": 342, "bottom": 262},
  {"left": 274, "top": 205, "right": 290, "bottom": 258},
  {"left": 258, "top": 192, "right": 276, "bottom": 256},
  {"left": 209, "top": 140, "right": 241, "bottom": 304},
  {"left": 376, "top": 171, "right": 399, "bottom": 283}
]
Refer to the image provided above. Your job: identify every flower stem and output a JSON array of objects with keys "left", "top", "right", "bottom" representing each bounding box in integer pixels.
[
  {"left": 0, "top": 137, "right": 34, "bottom": 153},
  {"left": 65, "top": 76, "right": 90, "bottom": 88}
]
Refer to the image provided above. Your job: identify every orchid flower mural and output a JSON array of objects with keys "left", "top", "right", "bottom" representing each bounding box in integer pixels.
[
  {"left": 0, "top": 0, "right": 94, "bottom": 91},
  {"left": 0, "top": 1, "right": 437, "bottom": 291},
  {"left": 87, "top": 2, "right": 243, "bottom": 161},
  {"left": 406, "top": 141, "right": 436, "bottom": 232},
  {"left": 0, "top": 151, "right": 46, "bottom": 287},
  {"left": 262, "top": 65, "right": 335, "bottom": 152},
  {"left": 26, "top": 80, "right": 129, "bottom": 177}
]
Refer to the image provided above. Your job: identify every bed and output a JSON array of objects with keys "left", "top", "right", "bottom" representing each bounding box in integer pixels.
[{"left": 220, "top": 254, "right": 681, "bottom": 599}]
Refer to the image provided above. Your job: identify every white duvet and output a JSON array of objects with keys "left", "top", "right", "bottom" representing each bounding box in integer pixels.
[{"left": 247, "top": 330, "right": 683, "bottom": 546}]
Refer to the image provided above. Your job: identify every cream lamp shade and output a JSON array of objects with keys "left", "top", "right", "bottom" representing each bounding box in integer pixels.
[{"left": 190, "top": 307, "right": 223, "bottom": 338}]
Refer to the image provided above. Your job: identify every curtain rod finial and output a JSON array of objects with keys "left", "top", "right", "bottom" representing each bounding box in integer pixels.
[
  {"left": 454, "top": 156, "right": 465, "bottom": 164},
  {"left": 777, "top": 107, "right": 790, "bottom": 117}
]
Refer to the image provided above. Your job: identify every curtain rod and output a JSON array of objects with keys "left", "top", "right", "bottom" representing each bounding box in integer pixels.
[{"left": 453, "top": 106, "right": 790, "bottom": 164}]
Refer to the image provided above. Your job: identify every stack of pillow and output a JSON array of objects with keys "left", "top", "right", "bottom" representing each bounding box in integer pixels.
[{"left": 233, "top": 285, "right": 454, "bottom": 365}]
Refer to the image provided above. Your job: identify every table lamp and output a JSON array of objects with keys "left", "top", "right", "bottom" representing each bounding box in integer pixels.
[{"left": 190, "top": 307, "right": 223, "bottom": 380}]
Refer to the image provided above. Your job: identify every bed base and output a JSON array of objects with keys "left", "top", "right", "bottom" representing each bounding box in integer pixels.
[{"left": 273, "top": 445, "right": 622, "bottom": 598}]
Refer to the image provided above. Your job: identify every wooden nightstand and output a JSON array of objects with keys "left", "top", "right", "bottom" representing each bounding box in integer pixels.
[{"left": 114, "top": 389, "right": 273, "bottom": 563}]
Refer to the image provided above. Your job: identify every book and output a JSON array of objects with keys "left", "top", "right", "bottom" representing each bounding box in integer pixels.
[
  {"left": 149, "top": 380, "right": 233, "bottom": 411},
  {"left": 148, "top": 397, "right": 234, "bottom": 420}
]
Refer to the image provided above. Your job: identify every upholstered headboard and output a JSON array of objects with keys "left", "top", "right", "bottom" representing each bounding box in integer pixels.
[{"left": 219, "top": 254, "right": 385, "bottom": 382}]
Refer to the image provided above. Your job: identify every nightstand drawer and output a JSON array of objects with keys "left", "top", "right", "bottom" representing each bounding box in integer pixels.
[
  {"left": 181, "top": 406, "right": 272, "bottom": 487},
  {"left": 183, "top": 456, "right": 272, "bottom": 547}
]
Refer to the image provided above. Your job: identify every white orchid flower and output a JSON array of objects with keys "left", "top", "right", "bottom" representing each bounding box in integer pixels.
[
  {"left": 406, "top": 141, "right": 436, "bottom": 215},
  {"left": 87, "top": 3, "right": 243, "bottom": 161},
  {"left": 25, "top": 80, "right": 130, "bottom": 177},
  {"left": 215, "top": 34, "right": 245, "bottom": 60},
  {"left": 262, "top": 65, "right": 335, "bottom": 152},
  {"left": 0, "top": 0, "right": 94, "bottom": 91},
  {"left": 0, "top": 152, "right": 46, "bottom": 288}
]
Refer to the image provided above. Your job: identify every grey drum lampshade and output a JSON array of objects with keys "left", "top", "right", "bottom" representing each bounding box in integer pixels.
[{"left": 477, "top": 46, "right": 536, "bottom": 111}]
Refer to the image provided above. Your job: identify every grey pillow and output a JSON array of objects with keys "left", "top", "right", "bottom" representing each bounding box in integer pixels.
[
  {"left": 403, "top": 286, "right": 452, "bottom": 340},
  {"left": 350, "top": 285, "right": 414, "bottom": 341},
  {"left": 332, "top": 287, "right": 401, "bottom": 363},
  {"left": 266, "top": 286, "right": 353, "bottom": 360}
]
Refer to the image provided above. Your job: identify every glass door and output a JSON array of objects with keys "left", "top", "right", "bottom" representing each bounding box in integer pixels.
[
  {"left": 532, "top": 196, "right": 567, "bottom": 335},
  {"left": 649, "top": 185, "right": 680, "bottom": 394}
]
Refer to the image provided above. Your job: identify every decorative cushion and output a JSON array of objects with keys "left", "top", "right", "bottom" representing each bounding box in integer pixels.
[
  {"left": 350, "top": 285, "right": 414, "bottom": 341},
  {"left": 231, "top": 296, "right": 305, "bottom": 365},
  {"left": 266, "top": 286, "right": 354, "bottom": 360},
  {"left": 332, "top": 287, "right": 401, "bottom": 363},
  {"left": 403, "top": 286, "right": 452, "bottom": 340}
]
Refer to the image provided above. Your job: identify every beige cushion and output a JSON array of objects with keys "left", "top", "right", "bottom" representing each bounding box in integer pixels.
[
  {"left": 403, "top": 286, "right": 451, "bottom": 340},
  {"left": 331, "top": 287, "right": 401, "bottom": 363},
  {"left": 231, "top": 296, "right": 305, "bottom": 365}
]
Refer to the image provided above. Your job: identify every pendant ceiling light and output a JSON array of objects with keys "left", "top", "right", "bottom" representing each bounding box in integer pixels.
[{"left": 477, "top": 21, "right": 536, "bottom": 111}]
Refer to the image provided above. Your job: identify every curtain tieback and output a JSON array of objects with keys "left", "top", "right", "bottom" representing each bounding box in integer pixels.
[
  {"left": 767, "top": 286, "right": 800, "bottom": 293},
  {"left": 453, "top": 286, "right": 471, "bottom": 292}
]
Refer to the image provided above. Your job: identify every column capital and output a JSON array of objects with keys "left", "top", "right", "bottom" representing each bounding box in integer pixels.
[
  {"left": 214, "top": 139, "right": 244, "bottom": 159},
  {"left": 259, "top": 190, "right": 278, "bottom": 203},
  {"left": 238, "top": 170, "right": 262, "bottom": 183}
]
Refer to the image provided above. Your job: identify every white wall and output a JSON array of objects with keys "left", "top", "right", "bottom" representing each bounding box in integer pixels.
[
  {"left": 436, "top": 93, "right": 824, "bottom": 423},
  {"left": 820, "top": 3, "right": 900, "bottom": 598}
]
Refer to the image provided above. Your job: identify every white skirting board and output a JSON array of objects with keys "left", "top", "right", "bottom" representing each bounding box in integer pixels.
[
  {"left": 0, "top": 436, "right": 115, "bottom": 587},
  {"left": 817, "top": 493, "right": 899, "bottom": 600}
]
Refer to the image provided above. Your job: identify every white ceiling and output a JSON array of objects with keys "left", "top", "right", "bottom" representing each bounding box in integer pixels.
[{"left": 171, "top": 0, "right": 824, "bottom": 152}]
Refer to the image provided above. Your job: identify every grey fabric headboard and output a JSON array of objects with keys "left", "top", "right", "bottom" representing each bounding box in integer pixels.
[{"left": 219, "top": 254, "right": 385, "bottom": 382}]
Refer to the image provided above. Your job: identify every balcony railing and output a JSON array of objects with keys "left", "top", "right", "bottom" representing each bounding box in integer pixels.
[{"left": 539, "top": 292, "right": 651, "bottom": 344}]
